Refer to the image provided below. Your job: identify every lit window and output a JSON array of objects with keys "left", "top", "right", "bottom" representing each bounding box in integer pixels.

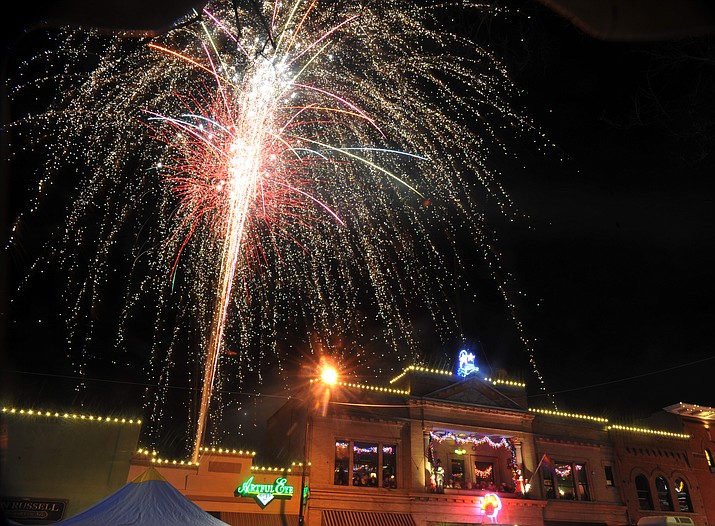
[
  {"left": 334, "top": 440, "right": 349, "bottom": 486},
  {"left": 604, "top": 465, "right": 615, "bottom": 487},
  {"left": 353, "top": 442, "right": 378, "bottom": 486},
  {"left": 705, "top": 449, "right": 715, "bottom": 472},
  {"left": 635, "top": 474, "right": 654, "bottom": 510},
  {"left": 542, "top": 461, "right": 590, "bottom": 501},
  {"left": 674, "top": 478, "right": 692, "bottom": 512},
  {"left": 450, "top": 459, "right": 465, "bottom": 488},
  {"left": 333, "top": 440, "right": 397, "bottom": 488},
  {"left": 474, "top": 461, "right": 495, "bottom": 486},
  {"left": 655, "top": 476, "right": 674, "bottom": 511},
  {"left": 382, "top": 444, "right": 397, "bottom": 488}
]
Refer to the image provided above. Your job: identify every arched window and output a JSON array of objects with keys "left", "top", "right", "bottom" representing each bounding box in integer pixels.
[
  {"left": 706, "top": 449, "right": 715, "bottom": 472},
  {"left": 655, "top": 476, "right": 674, "bottom": 511},
  {"left": 674, "top": 478, "right": 693, "bottom": 512},
  {"left": 635, "top": 475, "right": 654, "bottom": 510}
]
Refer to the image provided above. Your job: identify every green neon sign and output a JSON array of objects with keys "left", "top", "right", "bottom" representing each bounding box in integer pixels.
[{"left": 234, "top": 476, "right": 294, "bottom": 508}]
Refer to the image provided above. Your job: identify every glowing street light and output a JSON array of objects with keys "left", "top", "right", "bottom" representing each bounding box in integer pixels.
[{"left": 320, "top": 364, "right": 338, "bottom": 386}]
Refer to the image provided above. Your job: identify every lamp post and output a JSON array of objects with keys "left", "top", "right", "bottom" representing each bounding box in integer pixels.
[{"left": 298, "top": 362, "right": 338, "bottom": 526}]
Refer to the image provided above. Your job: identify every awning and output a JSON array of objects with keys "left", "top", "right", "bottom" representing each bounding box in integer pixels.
[
  {"left": 220, "top": 512, "right": 298, "bottom": 526},
  {"left": 322, "top": 510, "right": 416, "bottom": 526}
]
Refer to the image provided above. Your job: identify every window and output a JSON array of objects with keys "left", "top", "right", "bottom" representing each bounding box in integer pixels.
[
  {"left": 575, "top": 463, "right": 590, "bottom": 500},
  {"left": 674, "top": 478, "right": 692, "bottom": 512},
  {"left": 635, "top": 474, "right": 654, "bottom": 510},
  {"left": 706, "top": 448, "right": 715, "bottom": 472},
  {"left": 333, "top": 440, "right": 398, "bottom": 488},
  {"left": 474, "top": 461, "right": 495, "bottom": 489},
  {"left": 382, "top": 444, "right": 397, "bottom": 488},
  {"left": 450, "top": 458, "right": 465, "bottom": 488},
  {"left": 655, "top": 476, "right": 674, "bottom": 511},
  {"left": 542, "top": 461, "right": 590, "bottom": 501},
  {"left": 604, "top": 465, "right": 615, "bottom": 487},
  {"left": 353, "top": 442, "right": 378, "bottom": 486},
  {"left": 334, "top": 440, "right": 349, "bottom": 485}
]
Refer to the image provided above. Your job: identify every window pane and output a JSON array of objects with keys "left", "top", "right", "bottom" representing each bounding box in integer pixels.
[
  {"left": 655, "top": 476, "right": 674, "bottom": 511},
  {"left": 575, "top": 463, "right": 590, "bottom": 501},
  {"left": 604, "top": 465, "right": 615, "bottom": 487},
  {"left": 636, "top": 475, "right": 654, "bottom": 510},
  {"left": 382, "top": 444, "right": 397, "bottom": 488},
  {"left": 542, "top": 467, "right": 556, "bottom": 499},
  {"left": 474, "top": 461, "right": 495, "bottom": 490},
  {"left": 675, "top": 478, "right": 692, "bottom": 512},
  {"left": 555, "top": 462, "right": 575, "bottom": 500},
  {"left": 353, "top": 442, "right": 378, "bottom": 487},
  {"left": 450, "top": 459, "right": 465, "bottom": 488},
  {"left": 334, "top": 440, "right": 349, "bottom": 485}
]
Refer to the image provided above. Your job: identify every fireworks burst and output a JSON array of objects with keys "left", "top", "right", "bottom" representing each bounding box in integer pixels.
[{"left": 5, "top": 0, "right": 550, "bottom": 455}]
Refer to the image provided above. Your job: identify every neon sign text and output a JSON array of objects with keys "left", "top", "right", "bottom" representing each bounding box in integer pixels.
[{"left": 234, "top": 476, "right": 294, "bottom": 507}]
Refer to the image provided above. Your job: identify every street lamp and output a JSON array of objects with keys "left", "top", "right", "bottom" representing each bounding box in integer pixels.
[
  {"left": 298, "top": 361, "right": 338, "bottom": 526},
  {"left": 320, "top": 363, "right": 338, "bottom": 386}
]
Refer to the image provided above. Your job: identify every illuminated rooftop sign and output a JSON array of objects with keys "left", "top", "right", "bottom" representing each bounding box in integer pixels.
[
  {"left": 456, "top": 349, "right": 478, "bottom": 377},
  {"left": 234, "top": 476, "right": 294, "bottom": 508}
]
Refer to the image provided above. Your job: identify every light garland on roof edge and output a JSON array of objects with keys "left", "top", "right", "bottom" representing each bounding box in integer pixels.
[{"left": 2, "top": 406, "right": 141, "bottom": 425}]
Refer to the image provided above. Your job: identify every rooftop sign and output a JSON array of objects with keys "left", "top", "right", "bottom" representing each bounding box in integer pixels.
[{"left": 456, "top": 349, "right": 478, "bottom": 378}]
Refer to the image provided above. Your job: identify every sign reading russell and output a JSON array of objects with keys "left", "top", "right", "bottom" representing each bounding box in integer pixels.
[
  {"left": 234, "top": 476, "right": 294, "bottom": 508},
  {"left": 1, "top": 497, "right": 68, "bottom": 522}
]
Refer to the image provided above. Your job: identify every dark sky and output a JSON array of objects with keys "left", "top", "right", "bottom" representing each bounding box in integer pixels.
[
  {"left": 469, "top": 0, "right": 715, "bottom": 418},
  {"left": 2, "top": 0, "right": 714, "bottom": 443}
]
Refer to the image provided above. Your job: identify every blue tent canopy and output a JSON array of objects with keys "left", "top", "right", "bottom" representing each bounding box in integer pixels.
[{"left": 56, "top": 467, "right": 229, "bottom": 526}]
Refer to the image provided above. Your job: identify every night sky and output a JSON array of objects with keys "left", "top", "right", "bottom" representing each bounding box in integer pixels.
[
  {"left": 2, "top": 0, "right": 714, "bottom": 450},
  {"left": 469, "top": 0, "right": 715, "bottom": 417}
]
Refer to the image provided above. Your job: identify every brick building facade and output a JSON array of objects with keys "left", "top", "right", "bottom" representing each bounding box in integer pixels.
[{"left": 2, "top": 364, "right": 713, "bottom": 526}]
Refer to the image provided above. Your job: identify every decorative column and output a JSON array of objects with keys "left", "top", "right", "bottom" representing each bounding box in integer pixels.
[{"left": 513, "top": 439, "right": 524, "bottom": 467}]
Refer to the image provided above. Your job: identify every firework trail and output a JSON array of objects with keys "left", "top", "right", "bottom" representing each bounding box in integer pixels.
[{"left": 5, "top": 0, "right": 551, "bottom": 456}]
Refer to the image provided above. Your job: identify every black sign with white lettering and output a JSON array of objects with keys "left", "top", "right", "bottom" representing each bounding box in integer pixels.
[{"left": 1, "top": 497, "right": 68, "bottom": 521}]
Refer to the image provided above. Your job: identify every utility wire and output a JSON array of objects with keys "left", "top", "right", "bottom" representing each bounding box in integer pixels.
[{"left": 528, "top": 355, "right": 715, "bottom": 398}]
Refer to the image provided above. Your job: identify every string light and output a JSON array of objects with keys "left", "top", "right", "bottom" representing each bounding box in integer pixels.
[
  {"left": 389, "top": 366, "right": 524, "bottom": 388},
  {"left": 136, "top": 448, "right": 199, "bottom": 466},
  {"left": 389, "top": 365, "right": 453, "bottom": 384},
  {"left": 484, "top": 377, "right": 525, "bottom": 388},
  {"left": 474, "top": 465, "right": 493, "bottom": 479},
  {"left": 607, "top": 425, "right": 690, "bottom": 439},
  {"left": 336, "top": 381, "right": 409, "bottom": 396},
  {"left": 530, "top": 407, "right": 608, "bottom": 423},
  {"left": 251, "top": 465, "right": 300, "bottom": 472},
  {"left": 2, "top": 406, "right": 141, "bottom": 425},
  {"left": 134, "top": 445, "right": 256, "bottom": 466},
  {"left": 430, "top": 431, "right": 511, "bottom": 449},
  {"left": 198, "top": 446, "right": 256, "bottom": 456}
]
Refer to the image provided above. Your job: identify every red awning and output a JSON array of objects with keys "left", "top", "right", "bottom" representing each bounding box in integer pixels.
[
  {"left": 220, "top": 512, "right": 298, "bottom": 526},
  {"left": 322, "top": 510, "right": 416, "bottom": 526}
]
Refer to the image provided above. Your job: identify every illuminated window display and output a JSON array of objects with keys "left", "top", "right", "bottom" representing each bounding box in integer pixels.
[
  {"left": 542, "top": 461, "right": 590, "bottom": 501},
  {"left": 333, "top": 440, "right": 397, "bottom": 488},
  {"left": 474, "top": 461, "right": 495, "bottom": 488},
  {"left": 334, "top": 440, "right": 349, "bottom": 486},
  {"left": 449, "top": 458, "right": 465, "bottom": 488}
]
